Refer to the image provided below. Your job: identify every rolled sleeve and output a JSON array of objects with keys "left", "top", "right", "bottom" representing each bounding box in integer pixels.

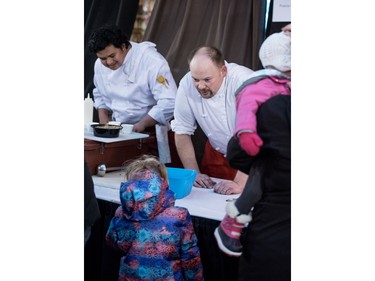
[{"left": 171, "top": 84, "right": 197, "bottom": 135}]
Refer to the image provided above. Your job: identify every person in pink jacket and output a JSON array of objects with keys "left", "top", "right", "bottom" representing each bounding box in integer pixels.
[
  {"left": 235, "top": 30, "right": 291, "bottom": 157},
  {"left": 214, "top": 28, "right": 291, "bottom": 257}
]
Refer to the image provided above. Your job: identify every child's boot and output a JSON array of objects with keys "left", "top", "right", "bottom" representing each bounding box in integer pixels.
[{"left": 214, "top": 201, "right": 252, "bottom": 257}]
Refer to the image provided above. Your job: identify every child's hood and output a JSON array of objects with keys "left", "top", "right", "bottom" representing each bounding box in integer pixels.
[{"left": 119, "top": 170, "right": 175, "bottom": 221}]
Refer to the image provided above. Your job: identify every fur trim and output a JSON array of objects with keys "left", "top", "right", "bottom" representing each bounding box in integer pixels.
[
  {"left": 226, "top": 201, "right": 240, "bottom": 218},
  {"left": 225, "top": 201, "right": 252, "bottom": 224},
  {"left": 236, "top": 213, "right": 252, "bottom": 224}
]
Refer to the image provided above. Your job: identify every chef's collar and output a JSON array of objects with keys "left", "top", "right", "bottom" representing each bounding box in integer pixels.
[{"left": 212, "top": 75, "right": 227, "bottom": 100}]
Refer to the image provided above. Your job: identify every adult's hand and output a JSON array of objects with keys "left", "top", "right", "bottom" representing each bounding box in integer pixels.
[
  {"left": 98, "top": 108, "right": 112, "bottom": 124},
  {"left": 213, "top": 180, "right": 244, "bottom": 195},
  {"left": 133, "top": 122, "right": 146, "bottom": 133},
  {"left": 133, "top": 115, "right": 157, "bottom": 133},
  {"left": 194, "top": 173, "right": 216, "bottom": 188}
]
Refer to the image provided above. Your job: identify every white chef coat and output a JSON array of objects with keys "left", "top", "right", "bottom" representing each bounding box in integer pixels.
[
  {"left": 92, "top": 41, "right": 177, "bottom": 125},
  {"left": 171, "top": 62, "right": 253, "bottom": 155}
]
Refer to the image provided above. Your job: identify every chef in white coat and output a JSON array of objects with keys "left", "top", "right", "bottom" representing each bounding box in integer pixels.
[
  {"left": 88, "top": 24, "right": 177, "bottom": 163},
  {"left": 171, "top": 46, "right": 254, "bottom": 194}
]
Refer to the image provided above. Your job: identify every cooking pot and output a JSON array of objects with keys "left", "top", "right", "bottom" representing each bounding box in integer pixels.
[{"left": 91, "top": 124, "right": 122, "bottom": 138}]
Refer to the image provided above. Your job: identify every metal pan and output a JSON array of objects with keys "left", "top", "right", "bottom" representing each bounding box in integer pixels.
[{"left": 91, "top": 124, "right": 123, "bottom": 138}]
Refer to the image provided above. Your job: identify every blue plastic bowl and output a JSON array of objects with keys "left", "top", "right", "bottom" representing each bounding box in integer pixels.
[{"left": 166, "top": 167, "right": 197, "bottom": 199}]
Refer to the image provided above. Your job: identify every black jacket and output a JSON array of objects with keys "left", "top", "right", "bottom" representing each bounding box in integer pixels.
[
  {"left": 84, "top": 161, "right": 101, "bottom": 229},
  {"left": 228, "top": 95, "right": 291, "bottom": 281}
]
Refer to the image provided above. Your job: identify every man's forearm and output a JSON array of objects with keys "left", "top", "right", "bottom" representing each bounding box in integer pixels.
[
  {"left": 98, "top": 108, "right": 112, "bottom": 124},
  {"left": 133, "top": 115, "right": 158, "bottom": 132},
  {"left": 174, "top": 134, "right": 200, "bottom": 171}
]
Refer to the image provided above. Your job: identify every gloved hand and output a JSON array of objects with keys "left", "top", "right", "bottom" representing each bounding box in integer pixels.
[{"left": 239, "top": 132, "right": 263, "bottom": 156}]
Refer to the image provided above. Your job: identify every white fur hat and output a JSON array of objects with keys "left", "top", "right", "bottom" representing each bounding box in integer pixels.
[{"left": 259, "top": 31, "right": 291, "bottom": 72}]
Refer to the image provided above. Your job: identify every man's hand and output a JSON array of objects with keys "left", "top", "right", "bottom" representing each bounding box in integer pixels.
[
  {"left": 213, "top": 180, "right": 244, "bottom": 195},
  {"left": 133, "top": 115, "right": 157, "bottom": 133},
  {"left": 194, "top": 173, "right": 216, "bottom": 188},
  {"left": 133, "top": 122, "right": 146, "bottom": 133}
]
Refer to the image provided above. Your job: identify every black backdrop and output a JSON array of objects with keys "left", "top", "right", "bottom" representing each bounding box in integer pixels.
[
  {"left": 83, "top": 0, "right": 289, "bottom": 102},
  {"left": 84, "top": 0, "right": 139, "bottom": 108}
]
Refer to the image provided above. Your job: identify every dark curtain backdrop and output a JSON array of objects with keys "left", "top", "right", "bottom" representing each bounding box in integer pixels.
[
  {"left": 84, "top": 0, "right": 139, "bottom": 100},
  {"left": 143, "top": 0, "right": 268, "bottom": 85},
  {"left": 83, "top": 0, "right": 270, "bottom": 112},
  {"left": 83, "top": 0, "right": 284, "bottom": 166},
  {"left": 141, "top": 0, "right": 268, "bottom": 165},
  {"left": 83, "top": 0, "right": 284, "bottom": 101}
]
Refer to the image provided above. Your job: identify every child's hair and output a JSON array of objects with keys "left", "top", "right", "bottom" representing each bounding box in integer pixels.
[{"left": 123, "top": 154, "right": 168, "bottom": 181}]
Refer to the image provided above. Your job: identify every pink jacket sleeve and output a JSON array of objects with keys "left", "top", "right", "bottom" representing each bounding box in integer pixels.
[{"left": 235, "top": 77, "right": 290, "bottom": 136}]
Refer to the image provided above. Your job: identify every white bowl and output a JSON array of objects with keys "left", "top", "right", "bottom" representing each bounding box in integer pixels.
[{"left": 121, "top": 124, "right": 134, "bottom": 134}]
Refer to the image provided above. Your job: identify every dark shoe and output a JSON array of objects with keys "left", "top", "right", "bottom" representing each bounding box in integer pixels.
[{"left": 214, "top": 215, "right": 244, "bottom": 257}]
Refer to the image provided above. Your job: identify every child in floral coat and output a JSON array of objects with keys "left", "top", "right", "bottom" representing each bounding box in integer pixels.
[{"left": 106, "top": 155, "right": 204, "bottom": 281}]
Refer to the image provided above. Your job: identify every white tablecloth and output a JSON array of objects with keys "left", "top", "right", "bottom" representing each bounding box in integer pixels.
[
  {"left": 84, "top": 131, "right": 149, "bottom": 143},
  {"left": 93, "top": 171, "right": 239, "bottom": 221}
]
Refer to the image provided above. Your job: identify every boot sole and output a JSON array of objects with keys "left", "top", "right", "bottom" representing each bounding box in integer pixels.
[{"left": 214, "top": 228, "right": 242, "bottom": 257}]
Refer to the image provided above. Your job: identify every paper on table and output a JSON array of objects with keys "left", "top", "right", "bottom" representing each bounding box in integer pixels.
[{"left": 92, "top": 173, "right": 238, "bottom": 221}]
